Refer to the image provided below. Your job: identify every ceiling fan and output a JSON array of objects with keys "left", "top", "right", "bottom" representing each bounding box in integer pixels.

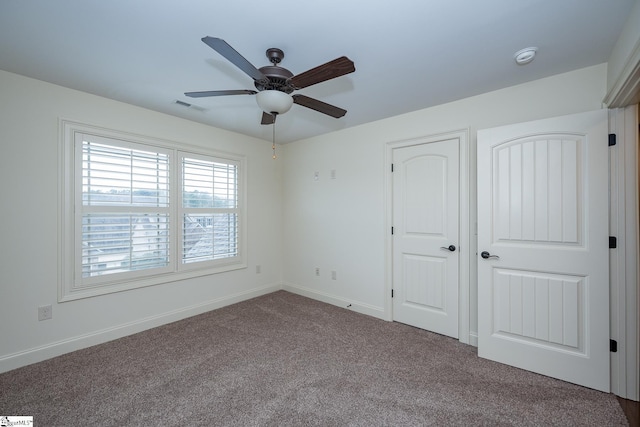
[{"left": 185, "top": 37, "right": 355, "bottom": 125}]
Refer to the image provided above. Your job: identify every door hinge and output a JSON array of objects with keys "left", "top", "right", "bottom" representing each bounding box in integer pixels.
[
  {"left": 391, "top": 226, "right": 394, "bottom": 235},
  {"left": 391, "top": 289, "right": 394, "bottom": 298},
  {"left": 391, "top": 163, "right": 394, "bottom": 172},
  {"left": 610, "top": 339, "right": 618, "bottom": 352},
  {"left": 608, "top": 133, "right": 617, "bottom": 146},
  {"left": 609, "top": 236, "right": 617, "bottom": 249}
]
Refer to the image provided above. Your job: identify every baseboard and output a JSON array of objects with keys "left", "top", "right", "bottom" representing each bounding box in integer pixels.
[
  {"left": 0, "top": 283, "right": 281, "bottom": 374},
  {"left": 282, "top": 282, "right": 386, "bottom": 320}
]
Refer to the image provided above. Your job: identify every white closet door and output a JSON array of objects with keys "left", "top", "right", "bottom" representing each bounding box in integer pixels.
[{"left": 477, "top": 110, "right": 610, "bottom": 392}]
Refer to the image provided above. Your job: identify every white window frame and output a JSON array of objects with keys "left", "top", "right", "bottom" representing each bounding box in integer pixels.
[{"left": 59, "top": 120, "right": 247, "bottom": 302}]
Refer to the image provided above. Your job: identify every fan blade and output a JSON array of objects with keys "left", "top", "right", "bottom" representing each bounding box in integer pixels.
[
  {"left": 184, "top": 89, "right": 257, "bottom": 98},
  {"left": 292, "top": 94, "right": 347, "bottom": 118},
  {"left": 288, "top": 56, "right": 355, "bottom": 89},
  {"left": 201, "top": 37, "right": 268, "bottom": 83},
  {"left": 261, "top": 112, "right": 276, "bottom": 125}
]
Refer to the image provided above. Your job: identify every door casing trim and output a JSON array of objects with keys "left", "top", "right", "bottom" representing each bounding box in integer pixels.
[{"left": 609, "top": 105, "right": 639, "bottom": 400}]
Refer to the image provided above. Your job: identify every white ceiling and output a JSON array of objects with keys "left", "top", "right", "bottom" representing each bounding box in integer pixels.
[{"left": 0, "top": 0, "right": 636, "bottom": 143}]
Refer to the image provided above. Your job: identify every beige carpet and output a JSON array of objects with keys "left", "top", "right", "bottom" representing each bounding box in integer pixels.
[{"left": 0, "top": 290, "right": 628, "bottom": 426}]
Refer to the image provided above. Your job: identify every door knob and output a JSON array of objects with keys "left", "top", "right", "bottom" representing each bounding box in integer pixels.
[
  {"left": 480, "top": 251, "right": 500, "bottom": 260},
  {"left": 440, "top": 245, "right": 456, "bottom": 252}
]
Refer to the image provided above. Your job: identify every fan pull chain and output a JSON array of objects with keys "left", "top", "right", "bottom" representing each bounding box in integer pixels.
[{"left": 272, "top": 118, "right": 277, "bottom": 159}]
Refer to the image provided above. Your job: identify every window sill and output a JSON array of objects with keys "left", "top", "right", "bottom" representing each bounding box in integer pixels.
[{"left": 59, "top": 262, "right": 247, "bottom": 302}]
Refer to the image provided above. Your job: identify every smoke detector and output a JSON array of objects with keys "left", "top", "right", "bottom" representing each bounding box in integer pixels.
[{"left": 514, "top": 47, "right": 538, "bottom": 65}]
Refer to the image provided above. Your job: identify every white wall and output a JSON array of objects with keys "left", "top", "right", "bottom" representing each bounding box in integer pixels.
[
  {"left": 281, "top": 63, "right": 608, "bottom": 342},
  {"left": 0, "top": 70, "right": 283, "bottom": 372}
]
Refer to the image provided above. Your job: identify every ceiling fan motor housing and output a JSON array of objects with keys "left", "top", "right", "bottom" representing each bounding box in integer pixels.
[
  {"left": 254, "top": 48, "right": 294, "bottom": 93},
  {"left": 255, "top": 65, "right": 294, "bottom": 93}
]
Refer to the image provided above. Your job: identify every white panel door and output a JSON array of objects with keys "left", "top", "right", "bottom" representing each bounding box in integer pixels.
[
  {"left": 392, "top": 138, "right": 459, "bottom": 338},
  {"left": 477, "top": 110, "right": 609, "bottom": 392}
]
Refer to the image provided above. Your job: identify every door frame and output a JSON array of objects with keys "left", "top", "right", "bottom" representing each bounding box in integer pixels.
[
  {"left": 609, "top": 105, "right": 639, "bottom": 400},
  {"left": 384, "top": 129, "right": 471, "bottom": 344}
]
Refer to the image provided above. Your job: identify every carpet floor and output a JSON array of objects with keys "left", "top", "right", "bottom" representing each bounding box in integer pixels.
[{"left": 0, "top": 290, "right": 628, "bottom": 426}]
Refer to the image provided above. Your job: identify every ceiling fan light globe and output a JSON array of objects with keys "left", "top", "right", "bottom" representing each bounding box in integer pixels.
[{"left": 256, "top": 90, "right": 293, "bottom": 115}]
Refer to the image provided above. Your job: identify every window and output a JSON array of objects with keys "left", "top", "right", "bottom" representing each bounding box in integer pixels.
[
  {"left": 80, "top": 138, "right": 172, "bottom": 281},
  {"left": 60, "top": 121, "right": 246, "bottom": 301},
  {"left": 180, "top": 155, "right": 239, "bottom": 266}
]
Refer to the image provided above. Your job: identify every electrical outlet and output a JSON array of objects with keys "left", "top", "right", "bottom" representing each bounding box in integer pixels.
[
  {"left": 331, "top": 271, "right": 337, "bottom": 280},
  {"left": 256, "top": 265, "right": 261, "bottom": 274},
  {"left": 314, "top": 171, "right": 319, "bottom": 181},
  {"left": 315, "top": 267, "right": 320, "bottom": 276},
  {"left": 38, "top": 304, "right": 52, "bottom": 321},
  {"left": 331, "top": 169, "right": 336, "bottom": 180}
]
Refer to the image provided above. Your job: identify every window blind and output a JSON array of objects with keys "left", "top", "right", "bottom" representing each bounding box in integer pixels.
[
  {"left": 181, "top": 156, "right": 239, "bottom": 264},
  {"left": 80, "top": 140, "right": 170, "bottom": 278}
]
